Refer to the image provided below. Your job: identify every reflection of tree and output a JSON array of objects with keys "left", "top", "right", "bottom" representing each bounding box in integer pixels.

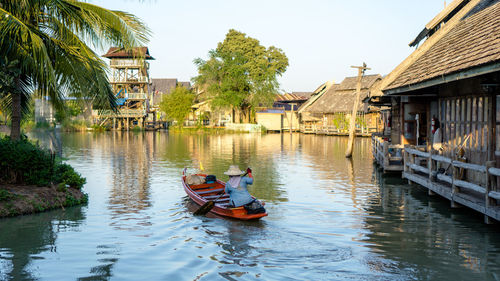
[
  {"left": 361, "top": 169, "right": 500, "bottom": 280},
  {"left": 0, "top": 207, "right": 85, "bottom": 280}
]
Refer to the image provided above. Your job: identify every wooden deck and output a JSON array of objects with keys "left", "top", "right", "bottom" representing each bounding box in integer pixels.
[{"left": 403, "top": 145, "right": 500, "bottom": 223}]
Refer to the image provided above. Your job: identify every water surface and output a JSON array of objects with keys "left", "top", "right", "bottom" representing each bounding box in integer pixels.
[{"left": 1, "top": 132, "right": 500, "bottom": 280}]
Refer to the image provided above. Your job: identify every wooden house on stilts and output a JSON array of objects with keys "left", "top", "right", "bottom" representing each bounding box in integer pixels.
[
  {"left": 371, "top": 0, "right": 500, "bottom": 223},
  {"left": 94, "top": 47, "right": 154, "bottom": 129}
]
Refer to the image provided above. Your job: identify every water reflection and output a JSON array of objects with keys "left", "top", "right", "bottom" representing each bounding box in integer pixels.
[
  {"left": 361, "top": 169, "right": 500, "bottom": 280},
  {"left": 3, "top": 132, "right": 500, "bottom": 280},
  {"left": 106, "top": 132, "right": 153, "bottom": 230},
  {"left": 0, "top": 207, "right": 85, "bottom": 280}
]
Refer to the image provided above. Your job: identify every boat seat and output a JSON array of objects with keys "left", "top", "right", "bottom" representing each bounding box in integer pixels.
[
  {"left": 204, "top": 194, "right": 229, "bottom": 200},
  {"left": 197, "top": 188, "right": 224, "bottom": 195},
  {"left": 215, "top": 198, "right": 230, "bottom": 203},
  {"left": 191, "top": 183, "right": 219, "bottom": 190}
]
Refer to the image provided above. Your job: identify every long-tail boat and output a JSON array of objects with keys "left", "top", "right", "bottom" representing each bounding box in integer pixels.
[{"left": 182, "top": 169, "right": 267, "bottom": 220}]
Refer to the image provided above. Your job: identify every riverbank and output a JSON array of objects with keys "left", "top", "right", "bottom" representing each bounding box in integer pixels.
[{"left": 0, "top": 184, "right": 87, "bottom": 218}]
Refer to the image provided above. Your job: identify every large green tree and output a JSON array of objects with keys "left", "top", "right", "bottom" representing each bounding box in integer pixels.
[
  {"left": 193, "top": 29, "right": 288, "bottom": 123},
  {"left": 159, "top": 85, "right": 194, "bottom": 127},
  {"left": 0, "top": 0, "right": 150, "bottom": 140}
]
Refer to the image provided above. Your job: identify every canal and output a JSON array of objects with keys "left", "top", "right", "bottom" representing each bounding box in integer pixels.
[{"left": 1, "top": 132, "right": 500, "bottom": 280}]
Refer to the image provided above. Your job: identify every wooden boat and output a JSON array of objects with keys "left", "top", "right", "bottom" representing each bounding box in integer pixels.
[{"left": 182, "top": 169, "right": 267, "bottom": 220}]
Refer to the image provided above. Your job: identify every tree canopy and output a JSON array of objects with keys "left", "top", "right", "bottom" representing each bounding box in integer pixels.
[
  {"left": 159, "top": 85, "right": 194, "bottom": 127},
  {"left": 0, "top": 0, "right": 150, "bottom": 139},
  {"left": 193, "top": 29, "right": 288, "bottom": 123}
]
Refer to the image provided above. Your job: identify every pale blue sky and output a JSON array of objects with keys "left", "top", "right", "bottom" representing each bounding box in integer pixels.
[{"left": 90, "top": 0, "right": 445, "bottom": 92}]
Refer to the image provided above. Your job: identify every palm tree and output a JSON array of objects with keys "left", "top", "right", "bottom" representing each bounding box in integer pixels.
[{"left": 0, "top": 0, "right": 150, "bottom": 140}]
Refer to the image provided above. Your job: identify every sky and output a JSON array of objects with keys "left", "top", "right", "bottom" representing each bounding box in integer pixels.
[{"left": 90, "top": 0, "right": 445, "bottom": 93}]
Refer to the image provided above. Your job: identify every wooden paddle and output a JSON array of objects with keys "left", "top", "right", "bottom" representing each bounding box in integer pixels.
[{"left": 193, "top": 169, "right": 249, "bottom": 216}]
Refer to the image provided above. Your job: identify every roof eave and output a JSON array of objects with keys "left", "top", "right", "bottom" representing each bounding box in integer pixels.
[{"left": 384, "top": 61, "right": 500, "bottom": 96}]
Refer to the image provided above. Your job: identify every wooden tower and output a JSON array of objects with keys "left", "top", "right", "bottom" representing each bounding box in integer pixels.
[{"left": 100, "top": 47, "right": 154, "bottom": 129}]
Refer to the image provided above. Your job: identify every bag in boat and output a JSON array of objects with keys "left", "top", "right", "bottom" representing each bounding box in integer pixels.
[
  {"left": 244, "top": 199, "right": 266, "bottom": 214},
  {"left": 205, "top": 175, "right": 216, "bottom": 184},
  {"left": 186, "top": 175, "right": 205, "bottom": 185}
]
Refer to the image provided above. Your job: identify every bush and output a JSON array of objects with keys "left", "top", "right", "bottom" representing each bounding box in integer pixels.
[
  {"left": 0, "top": 136, "right": 86, "bottom": 189},
  {"left": 0, "top": 189, "right": 13, "bottom": 201}
]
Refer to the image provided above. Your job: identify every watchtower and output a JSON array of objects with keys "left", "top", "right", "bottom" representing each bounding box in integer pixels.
[{"left": 100, "top": 47, "right": 154, "bottom": 129}]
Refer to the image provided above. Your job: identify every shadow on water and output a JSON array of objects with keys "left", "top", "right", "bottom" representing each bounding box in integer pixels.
[{"left": 0, "top": 207, "right": 86, "bottom": 281}]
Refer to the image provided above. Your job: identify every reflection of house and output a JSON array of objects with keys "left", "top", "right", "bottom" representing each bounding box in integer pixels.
[
  {"left": 299, "top": 75, "right": 383, "bottom": 136},
  {"left": 95, "top": 47, "right": 154, "bottom": 129},
  {"left": 373, "top": 0, "right": 500, "bottom": 223},
  {"left": 256, "top": 93, "right": 310, "bottom": 132}
]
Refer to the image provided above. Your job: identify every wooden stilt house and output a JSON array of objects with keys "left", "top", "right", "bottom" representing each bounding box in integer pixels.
[
  {"left": 95, "top": 47, "right": 154, "bottom": 130},
  {"left": 375, "top": 0, "right": 500, "bottom": 222}
]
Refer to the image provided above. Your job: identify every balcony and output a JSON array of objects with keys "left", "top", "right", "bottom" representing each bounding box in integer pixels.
[
  {"left": 110, "top": 76, "right": 149, "bottom": 84},
  {"left": 110, "top": 60, "right": 149, "bottom": 68}
]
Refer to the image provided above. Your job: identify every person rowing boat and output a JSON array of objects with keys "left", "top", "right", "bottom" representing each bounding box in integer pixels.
[{"left": 224, "top": 165, "right": 265, "bottom": 214}]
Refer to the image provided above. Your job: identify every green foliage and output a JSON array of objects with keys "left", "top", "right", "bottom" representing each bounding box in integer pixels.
[
  {"left": 91, "top": 124, "right": 108, "bottom": 132},
  {"left": 0, "top": 189, "right": 13, "bottom": 201},
  {"left": 61, "top": 119, "right": 89, "bottom": 132},
  {"left": 0, "top": 1, "right": 151, "bottom": 139},
  {"left": 65, "top": 192, "right": 88, "bottom": 207},
  {"left": 193, "top": 29, "right": 289, "bottom": 122},
  {"left": 332, "top": 114, "right": 349, "bottom": 131},
  {"left": 0, "top": 137, "right": 86, "bottom": 189},
  {"left": 53, "top": 164, "right": 86, "bottom": 189},
  {"left": 159, "top": 86, "right": 194, "bottom": 126}
]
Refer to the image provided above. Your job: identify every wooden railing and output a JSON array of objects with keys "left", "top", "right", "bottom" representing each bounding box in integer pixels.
[
  {"left": 97, "top": 109, "right": 147, "bottom": 117},
  {"left": 300, "top": 124, "right": 377, "bottom": 136},
  {"left": 403, "top": 145, "right": 500, "bottom": 221},
  {"left": 372, "top": 135, "right": 404, "bottom": 172}
]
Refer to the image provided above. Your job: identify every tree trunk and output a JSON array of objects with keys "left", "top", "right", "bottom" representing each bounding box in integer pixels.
[{"left": 10, "top": 90, "right": 22, "bottom": 140}]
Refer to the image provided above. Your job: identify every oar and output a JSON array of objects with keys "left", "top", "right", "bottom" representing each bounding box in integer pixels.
[{"left": 193, "top": 170, "right": 249, "bottom": 216}]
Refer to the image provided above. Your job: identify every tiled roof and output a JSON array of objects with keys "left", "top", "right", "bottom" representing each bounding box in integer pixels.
[
  {"left": 103, "top": 47, "right": 154, "bottom": 59},
  {"left": 386, "top": 1, "right": 500, "bottom": 91}
]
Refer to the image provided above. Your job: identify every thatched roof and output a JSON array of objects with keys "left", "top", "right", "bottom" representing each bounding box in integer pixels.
[
  {"left": 337, "top": 74, "right": 381, "bottom": 90},
  {"left": 275, "top": 93, "right": 309, "bottom": 102},
  {"left": 103, "top": 47, "right": 154, "bottom": 59},
  {"left": 303, "top": 75, "right": 382, "bottom": 114},
  {"left": 149, "top": 78, "right": 177, "bottom": 94},
  {"left": 297, "top": 81, "right": 335, "bottom": 114},
  {"left": 385, "top": 0, "right": 500, "bottom": 92}
]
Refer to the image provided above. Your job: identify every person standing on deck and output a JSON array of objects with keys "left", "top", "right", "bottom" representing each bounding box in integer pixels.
[{"left": 224, "top": 165, "right": 254, "bottom": 207}]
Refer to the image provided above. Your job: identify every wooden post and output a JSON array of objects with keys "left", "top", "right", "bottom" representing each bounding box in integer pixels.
[
  {"left": 409, "top": 147, "right": 415, "bottom": 185},
  {"left": 485, "top": 161, "right": 495, "bottom": 224},
  {"left": 383, "top": 141, "right": 389, "bottom": 171},
  {"left": 428, "top": 148, "right": 436, "bottom": 195},
  {"left": 346, "top": 63, "right": 370, "bottom": 158},
  {"left": 451, "top": 162, "right": 461, "bottom": 208},
  {"left": 290, "top": 103, "right": 296, "bottom": 136}
]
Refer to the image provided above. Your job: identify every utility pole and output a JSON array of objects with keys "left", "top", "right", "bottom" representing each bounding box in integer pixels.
[{"left": 345, "top": 63, "right": 370, "bottom": 158}]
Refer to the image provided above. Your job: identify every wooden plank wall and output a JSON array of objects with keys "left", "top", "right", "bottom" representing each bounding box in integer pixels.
[{"left": 440, "top": 95, "right": 493, "bottom": 187}]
